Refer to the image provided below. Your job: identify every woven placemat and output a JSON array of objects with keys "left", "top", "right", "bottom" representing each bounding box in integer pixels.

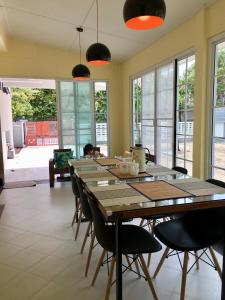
[
  {"left": 94, "top": 188, "right": 140, "bottom": 200},
  {"left": 172, "top": 181, "right": 225, "bottom": 197},
  {"left": 69, "top": 159, "right": 98, "bottom": 167},
  {"left": 95, "top": 158, "right": 121, "bottom": 166},
  {"left": 79, "top": 171, "right": 111, "bottom": 179},
  {"left": 99, "top": 195, "right": 149, "bottom": 208},
  {"left": 109, "top": 168, "right": 151, "bottom": 179},
  {"left": 130, "top": 180, "right": 192, "bottom": 201},
  {"left": 148, "top": 166, "right": 178, "bottom": 176}
]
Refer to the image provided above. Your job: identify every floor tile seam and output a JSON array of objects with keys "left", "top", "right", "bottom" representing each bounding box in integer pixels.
[{"left": 4, "top": 275, "right": 51, "bottom": 300}]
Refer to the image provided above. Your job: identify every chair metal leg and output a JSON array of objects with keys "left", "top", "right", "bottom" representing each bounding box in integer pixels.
[
  {"left": 92, "top": 249, "right": 106, "bottom": 286},
  {"left": 75, "top": 207, "right": 83, "bottom": 240},
  {"left": 194, "top": 251, "right": 200, "bottom": 270},
  {"left": 153, "top": 246, "right": 170, "bottom": 278},
  {"left": 80, "top": 221, "right": 91, "bottom": 254},
  {"left": 105, "top": 256, "right": 116, "bottom": 300},
  {"left": 180, "top": 252, "right": 189, "bottom": 300},
  {"left": 209, "top": 247, "right": 222, "bottom": 279},
  {"left": 139, "top": 254, "right": 159, "bottom": 300},
  {"left": 85, "top": 232, "right": 96, "bottom": 277},
  {"left": 147, "top": 220, "right": 156, "bottom": 268},
  {"left": 139, "top": 219, "right": 144, "bottom": 226},
  {"left": 125, "top": 255, "right": 133, "bottom": 271},
  {"left": 134, "top": 255, "right": 141, "bottom": 278}
]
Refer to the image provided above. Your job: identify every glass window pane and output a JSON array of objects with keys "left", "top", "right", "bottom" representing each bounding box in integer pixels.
[
  {"left": 214, "top": 76, "right": 225, "bottom": 107},
  {"left": 213, "top": 108, "right": 225, "bottom": 138},
  {"left": 157, "top": 119, "right": 173, "bottom": 126},
  {"left": 142, "top": 72, "right": 155, "bottom": 119},
  {"left": 133, "top": 78, "right": 142, "bottom": 144},
  {"left": 215, "top": 42, "right": 225, "bottom": 76},
  {"left": 186, "top": 84, "right": 194, "bottom": 108},
  {"left": 177, "top": 85, "right": 186, "bottom": 110},
  {"left": 185, "top": 160, "right": 193, "bottom": 176},
  {"left": 157, "top": 63, "right": 174, "bottom": 90},
  {"left": 157, "top": 127, "right": 173, "bottom": 168},
  {"left": 178, "top": 59, "right": 186, "bottom": 82},
  {"left": 176, "top": 158, "right": 185, "bottom": 168},
  {"left": 213, "top": 138, "right": 225, "bottom": 167},
  {"left": 185, "top": 136, "right": 193, "bottom": 161},
  {"left": 94, "top": 81, "right": 108, "bottom": 156},
  {"left": 176, "top": 111, "right": 185, "bottom": 134},
  {"left": 142, "top": 126, "right": 155, "bottom": 154},
  {"left": 157, "top": 90, "right": 174, "bottom": 119},
  {"left": 213, "top": 168, "right": 225, "bottom": 182},
  {"left": 176, "top": 135, "right": 185, "bottom": 159}
]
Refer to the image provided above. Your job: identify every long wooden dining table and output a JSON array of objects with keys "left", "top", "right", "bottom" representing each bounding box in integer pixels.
[{"left": 70, "top": 158, "right": 225, "bottom": 300}]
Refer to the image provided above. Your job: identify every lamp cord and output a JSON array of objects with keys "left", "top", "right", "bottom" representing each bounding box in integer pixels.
[
  {"left": 96, "top": 0, "right": 98, "bottom": 43},
  {"left": 78, "top": 31, "right": 81, "bottom": 64}
]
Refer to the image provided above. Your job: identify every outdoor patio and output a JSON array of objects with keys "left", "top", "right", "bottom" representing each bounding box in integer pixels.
[{"left": 4, "top": 145, "right": 57, "bottom": 183}]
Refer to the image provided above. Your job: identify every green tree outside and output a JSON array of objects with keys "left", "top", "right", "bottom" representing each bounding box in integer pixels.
[{"left": 11, "top": 88, "right": 57, "bottom": 121}]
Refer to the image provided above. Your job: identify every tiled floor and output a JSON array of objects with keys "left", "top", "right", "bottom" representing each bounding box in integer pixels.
[{"left": 0, "top": 182, "right": 222, "bottom": 300}]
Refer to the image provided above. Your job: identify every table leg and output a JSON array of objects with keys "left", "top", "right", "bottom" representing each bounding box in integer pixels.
[
  {"left": 116, "top": 219, "right": 122, "bottom": 300},
  {"left": 222, "top": 241, "right": 225, "bottom": 300}
]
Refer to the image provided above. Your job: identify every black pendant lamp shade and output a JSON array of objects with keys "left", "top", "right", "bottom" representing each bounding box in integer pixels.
[
  {"left": 86, "top": 0, "right": 111, "bottom": 66},
  {"left": 123, "top": 0, "right": 166, "bottom": 30},
  {"left": 72, "top": 64, "right": 90, "bottom": 81},
  {"left": 86, "top": 42, "right": 111, "bottom": 66},
  {"left": 72, "top": 27, "right": 90, "bottom": 81}
]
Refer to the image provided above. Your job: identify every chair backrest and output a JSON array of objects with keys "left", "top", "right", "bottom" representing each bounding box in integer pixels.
[
  {"left": 87, "top": 192, "right": 114, "bottom": 250},
  {"left": 172, "top": 166, "right": 188, "bottom": 174},
  {"left": 71, "top": 174, "right": 80, "bottom": 198},
  {"left": 145, "top": 153, "right": 156, "bottom": 163},
  {"left": 206, "top": 178, "right": 225, "bottom": 188},
  {"left": 53, "top": 149, "right": 73, "bottom": 169},
  {"left": 75, "top": 176, "right": 92, "bottom": 220}
]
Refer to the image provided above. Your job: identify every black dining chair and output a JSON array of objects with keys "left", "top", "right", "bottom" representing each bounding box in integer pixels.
[
  {"left": 71, "top": 174, "right": 80, "bottom": 227},
  {"left": 139, "top": 166, "right": 188, "bottom": 267},
  {"left": 74, "top": 175, "right": 96, "bottom": 277},
  {"left": 153, "top": 178, "right": 225, "bottom": 299},
  {"left": 88, "top": 193, "right": 162, "bottom": 300}
]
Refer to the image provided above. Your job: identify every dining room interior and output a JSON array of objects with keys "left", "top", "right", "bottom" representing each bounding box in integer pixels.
[{"left": 0, "top": 0, "right": 225, "bottom": 300}]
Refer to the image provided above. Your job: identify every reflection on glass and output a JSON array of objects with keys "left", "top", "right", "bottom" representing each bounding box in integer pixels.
[
  {"left": 157, "top": 127, "right": 173, "bottom": 168},
  {"left": 185, "top": 137, "right": 193, "bottom": 161},
  {"left": 142, "top": 126, "right": 155, "bottom": 154},
  {"left": 214, "top": 76, "right": 225, "bottom": 107},
  {"left": 213, "top": 139, "right": 225, "bottom": 167},
  {"left": 213, "top": 167, "right": 225, "bottom": 182},
  {"left": 176, "top": 136, "right": 185, "bottom": 159},
  {"left": 213, "top": 108, "right": 225, "bottom": 138}
]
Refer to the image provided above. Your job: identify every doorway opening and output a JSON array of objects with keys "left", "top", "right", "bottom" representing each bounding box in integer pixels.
[{"left": 0, "top": 78, "right": 58, "bottom": 184}]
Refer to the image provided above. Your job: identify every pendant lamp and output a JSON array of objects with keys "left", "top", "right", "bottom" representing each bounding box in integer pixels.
[
  {"left": 123, "top": 0, "right": 166, "bottom": 30},
  {"left": 86, "top": 0, "right": 111, "bottom": 66},
  {"left": 72, "top": 27, "right": 90, "bottom": 80}
]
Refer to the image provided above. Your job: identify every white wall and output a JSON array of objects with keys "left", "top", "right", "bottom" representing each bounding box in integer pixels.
[{"left": 0, "top": 89, "right": 14, "bottom": 167}]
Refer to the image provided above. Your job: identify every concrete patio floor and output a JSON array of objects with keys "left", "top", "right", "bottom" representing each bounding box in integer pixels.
[{"left": 4, "top": 145, "right": 58, "bottom": 183}]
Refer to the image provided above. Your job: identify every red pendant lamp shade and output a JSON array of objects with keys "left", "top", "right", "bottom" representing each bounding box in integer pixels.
[
  {"left": 86, "top": 0, "right": 111, "bottom": 66},
  {"left": 72, "top": 27, "right": 90, "bottom": 80},
  {"left": 72, "top": 64, "right": 90, "bottom": 81},
  {"left": 86, "top": 43, "right": 111, "bottom": 66},
  {"left": 123, "top": 0, "right": 166, "bottom": 30}
]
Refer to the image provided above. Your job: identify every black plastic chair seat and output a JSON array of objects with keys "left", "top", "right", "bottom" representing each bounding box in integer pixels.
[
  {"left": 154, "top": 217, "right": 224, "bottom": 252},
  {"left": 97, "top": 224, "right": 162, "bottom": 254}
]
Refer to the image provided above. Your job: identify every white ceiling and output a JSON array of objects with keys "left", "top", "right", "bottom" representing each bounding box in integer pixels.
[{"left": 0, "top": 0, "right": 218, "bottom": 62}]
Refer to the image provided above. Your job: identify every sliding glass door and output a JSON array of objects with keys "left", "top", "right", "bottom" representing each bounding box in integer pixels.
[
  {"left": 131, "top": 62, "right": 174, "bottom": 168},
  {"left": 57, "top": 80, "right": 109, "bottom": 158},
  {"left": 156, "top": 63, "right": 174, "bottom": 168}
]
